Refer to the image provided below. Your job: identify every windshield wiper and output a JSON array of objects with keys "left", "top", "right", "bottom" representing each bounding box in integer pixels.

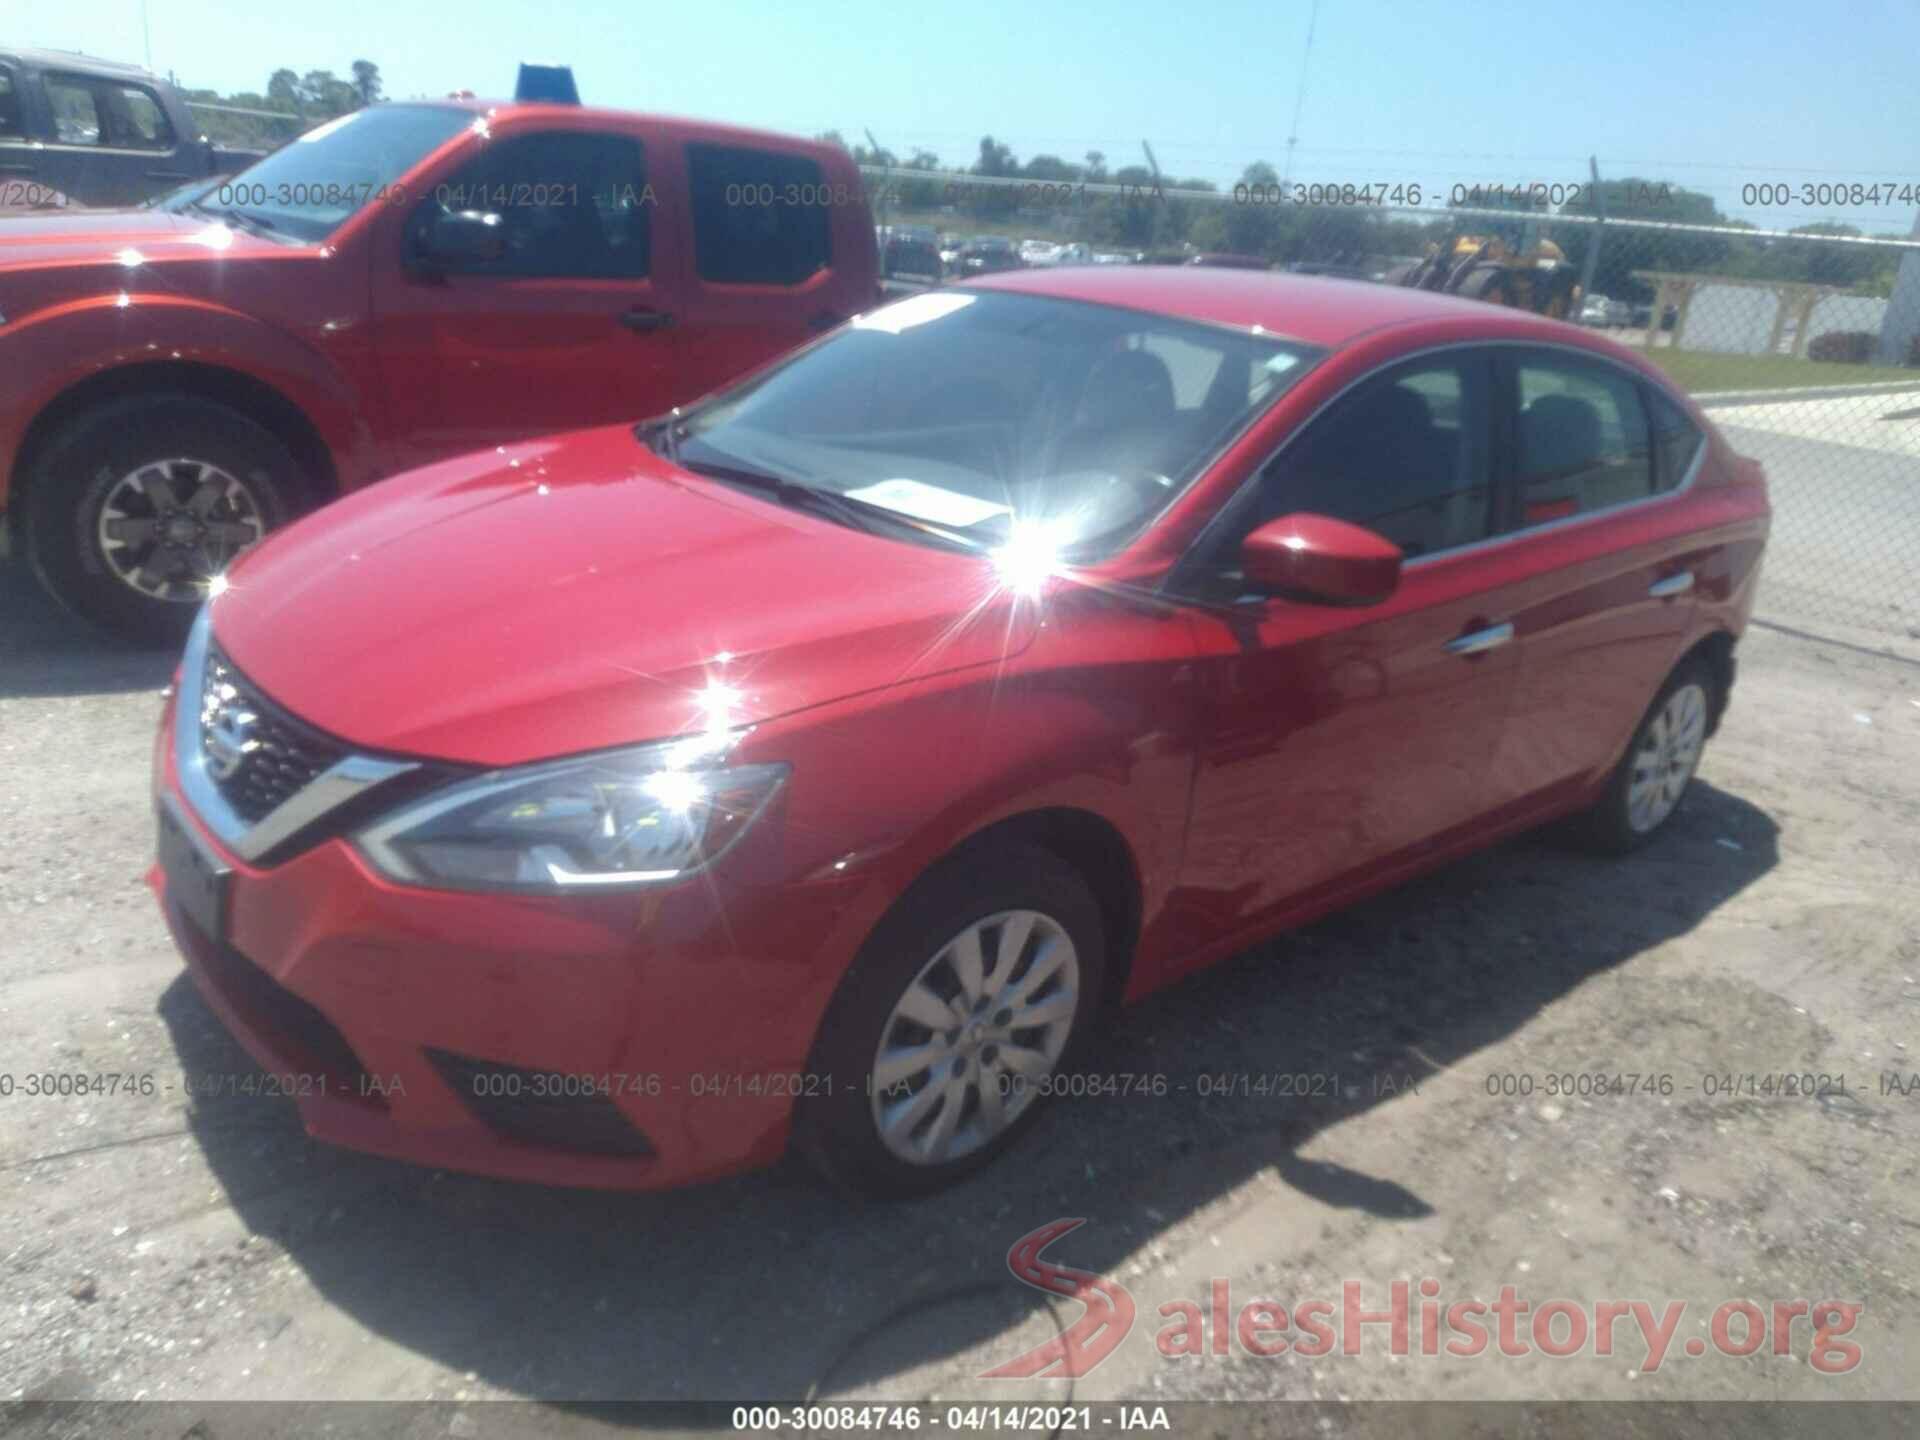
[
  {"left": 188, "top": 200, "right": 275, "bottom": 234},
  {"left": 636, "top": 415, "right": 688, "bottom": 463},
  {"left": 678, "top": 459, "right": 891, "bottom": 537}
]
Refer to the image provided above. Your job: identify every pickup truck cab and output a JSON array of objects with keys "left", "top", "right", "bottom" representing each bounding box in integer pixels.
[
  {"left": 0, "top": 48, "right": 264, "bottom": 211},
  {"left": 0, "top": 98, "right": 878, "bottom": 637}
]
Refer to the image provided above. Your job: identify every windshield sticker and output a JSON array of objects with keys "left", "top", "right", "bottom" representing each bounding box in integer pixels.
[{"left": 846, "top": 479, "right": 1011, "bottom": 527}]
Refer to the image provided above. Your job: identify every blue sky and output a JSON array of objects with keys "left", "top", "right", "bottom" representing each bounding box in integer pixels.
[{"left": 28, "top": 0, "right": 1920, "bottom": 232}]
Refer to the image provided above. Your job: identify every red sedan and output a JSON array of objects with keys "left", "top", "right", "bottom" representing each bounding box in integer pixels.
[{"left": 149, "top": 268, "right": 1769, "bottom": 1197}]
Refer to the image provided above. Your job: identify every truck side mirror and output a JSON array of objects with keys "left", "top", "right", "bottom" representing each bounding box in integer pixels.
[{"left": 421, "top": 209, "right": 506, "bottom": 266}]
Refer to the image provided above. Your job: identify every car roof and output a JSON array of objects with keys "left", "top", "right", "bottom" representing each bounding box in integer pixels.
[
  {"left": 2, "top": 47, "right": 158, "bottom": 78},
  {"left": 965, "top": 265, "right": 1577, "bottom": 349},
  {"left": 423, "top": 97, "right": 849, "bottom": 155}
]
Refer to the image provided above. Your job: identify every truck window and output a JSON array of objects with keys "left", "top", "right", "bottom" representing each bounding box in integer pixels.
[
  {"left": 0, "top": 66, "right": 25, "bottom": 143},
  {"left": 687, "top": 143, "right": 832, "bottom": 285},
  {"left": 418, "top": 131, "right": 652, "bottom": 280},
  {"left": 45, "top": 75, "right": 103, "bottom": 145},
  {"left": 42, "top": 74, "right": 175, "bottom": 151},
  {"left": 103, "top": 82, "right": 176, "bottom": 151}
]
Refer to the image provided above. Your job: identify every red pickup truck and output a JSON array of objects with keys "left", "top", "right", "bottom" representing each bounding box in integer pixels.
[{"left": 0, "top": 99, "right": 877, "bottom": 637}]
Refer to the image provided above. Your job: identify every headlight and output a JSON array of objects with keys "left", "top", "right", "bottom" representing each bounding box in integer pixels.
[{"left": 354, "top": 737, "right": 787, "bottom": 893}]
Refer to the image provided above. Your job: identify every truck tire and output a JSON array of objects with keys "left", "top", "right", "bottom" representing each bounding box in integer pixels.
[
  {"left": 25, "top": 395, "right": 302, "bottom": 645},
  {"left": 1456, "top": 266, "right": 1512, "bottom": 306}
]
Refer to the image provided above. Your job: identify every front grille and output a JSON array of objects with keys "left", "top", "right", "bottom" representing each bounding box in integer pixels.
[
  {"left": 426, "top": 1050, "right": 657, "bottom": 1158},
  {"left": 200, "top": 642, "right": 348, "bottom": 823}
]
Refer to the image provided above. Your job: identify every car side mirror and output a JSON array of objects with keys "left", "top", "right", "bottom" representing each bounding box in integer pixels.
[
  {"left": 421, "top": 209, "right": 506, "bottom": 265},
  {"left": 1240, "top": 512, "right": 1402, "bottom": 605}
]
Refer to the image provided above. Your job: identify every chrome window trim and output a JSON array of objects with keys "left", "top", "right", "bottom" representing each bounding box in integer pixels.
[
  {"left": 1165, "top": 336, "right": 1708, "bottom": 593},
  {"left": 174, "top": 605, "right": 417, "bottom": 863}
]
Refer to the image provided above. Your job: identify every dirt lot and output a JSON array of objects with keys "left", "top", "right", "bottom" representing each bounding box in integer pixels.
[{"left": 2, "top": 548, "right": 1918, "bottom": 1431}]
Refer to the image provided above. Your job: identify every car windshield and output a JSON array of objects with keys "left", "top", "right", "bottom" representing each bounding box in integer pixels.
[
  {"left": 666, "top": 290, "right": 1322, "bottom": 557},
  {"left": 199, "top": 104, "right": 474, "bottom": 242}
]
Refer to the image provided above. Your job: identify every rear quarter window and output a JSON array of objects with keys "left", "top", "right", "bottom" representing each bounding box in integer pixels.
[{"left": 1647, "top": 386, "right": 1705, "bottom": 493}]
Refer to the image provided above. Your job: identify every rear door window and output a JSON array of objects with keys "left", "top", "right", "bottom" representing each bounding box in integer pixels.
[
  {"left": 103, "top": 82, "right": 175, "bottom": 150},
  {"left": 1513, "top": 357, "right": 1654, "bottom": 524},
  {"left": 687, "top": 143, "right": 831, "bottom": 285}
]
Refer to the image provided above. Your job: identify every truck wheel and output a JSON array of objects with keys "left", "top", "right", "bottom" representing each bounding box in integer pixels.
[
  {"left": 1457, "top": 267, "right": 1512, "bottom": 306},
  {"left": 797, "top": 843, "right": 1107, "bottom": 1199},
  {"left": 25, "top": 395, "right": 301, "bottom": 644}
]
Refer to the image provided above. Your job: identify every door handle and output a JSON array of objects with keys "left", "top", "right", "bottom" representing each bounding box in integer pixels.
[
  {"left": 1648, "top": 571, "right": 1695, "bottom": 599},
  {"left": 618, "top": 307, "right": 675, "bottom": 334},
  {"left": 1444, "top": 622, "right": 1514, "bottom": 657},
  {"left": 144, "top": 170, "right": 193, "bottom": 180}
]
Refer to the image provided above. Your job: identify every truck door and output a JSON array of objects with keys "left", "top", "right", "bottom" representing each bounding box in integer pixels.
[
  {"left": 368, "top": 121, "right": 686, "bottom": 469},
  {"left": 33, "top": 69, "right": 190, "bottom": 208},
  {"left": 670, "top": 137, "right": 876, "bottom": 399},
  {"left": 0, "top": 61, "right": 43, "bottom": 205}
]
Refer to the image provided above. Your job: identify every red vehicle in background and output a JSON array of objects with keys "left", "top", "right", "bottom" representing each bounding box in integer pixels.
[{"left": 0, "top": 99, "right": 876, "bottom": 638}]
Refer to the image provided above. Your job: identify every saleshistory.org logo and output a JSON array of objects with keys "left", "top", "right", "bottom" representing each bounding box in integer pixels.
[{"left": 981, "top": 1220, "right": 1866, "bottom": 1378}]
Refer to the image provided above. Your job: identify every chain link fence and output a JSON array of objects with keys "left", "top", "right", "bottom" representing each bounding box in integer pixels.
[{"left": 866, "top": 167, "right": 1920, "bottom": 640}]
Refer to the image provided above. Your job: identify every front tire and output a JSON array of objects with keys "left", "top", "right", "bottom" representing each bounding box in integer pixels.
[
  {"left": 25, "top": 395, "right": 302, "bottom": 644},
  {"left": 798, "top": 844, "right": 1107, "bottom": 1199}
]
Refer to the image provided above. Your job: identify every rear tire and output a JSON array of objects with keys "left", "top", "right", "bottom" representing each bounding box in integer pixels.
[
  {"left": 25, "top": 395, "right": 302, "bottom": 645},
  {"left": 1569, "top": 658, "right": 1718, "bottom": 854},
  {"left": 797, "top": 843, "right": 1108, "bottom": 1200}
]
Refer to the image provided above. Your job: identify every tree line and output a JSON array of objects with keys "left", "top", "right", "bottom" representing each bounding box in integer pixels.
[{"left": 178, "top": 62, "right": 383, "bottom": 150}]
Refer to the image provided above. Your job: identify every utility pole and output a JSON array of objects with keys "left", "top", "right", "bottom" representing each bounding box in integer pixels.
[
  {"left": 865, "top": 127, "right": 889, "bottom": 231},
  {"left": 1578, "top": 156, "right": 1605, "bottom": 305},
  {"left": 142, "top": 0, "right": 153, "bottom": 71},
  {"left": 1282, "top": 0, "right": 1319, "bottom": 187},
  {"left": 1141, "top": 140, "right": 1164, "bottom": 255}
]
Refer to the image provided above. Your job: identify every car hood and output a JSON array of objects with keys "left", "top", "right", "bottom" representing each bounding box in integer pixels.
[
  {"left": 210, "top": 426, "right": 1039, "bottom": 767},
  {"left": 0, "top": 208, "right": 287, "bottom": 270}
]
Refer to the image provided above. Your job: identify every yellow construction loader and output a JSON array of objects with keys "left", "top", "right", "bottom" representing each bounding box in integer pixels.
[{"left": 1385, "top": 210, "right": 1581, "bottom": 319}]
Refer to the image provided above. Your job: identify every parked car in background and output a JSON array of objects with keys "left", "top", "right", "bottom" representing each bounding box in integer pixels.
[
  {"left": 959, "top": 234, "right": 1021, "bottom": 274},
  {"left": 0, "top": 47, "right": 270, "bottom": 210},
  {"left": 0, "top": 100, "right": 877, "bottom": 637},
  {"left": 1019, "top": 238, "right": 1062, "bottom": 266},
  {"left": 150, "top": 270, "right": 1767, "bottom": 1197},
  {"left": 1287, "top": 260, "right": 1371, "bottom": 282},
  {"left": 938, "top": 231, "right": 965, "bottom": 271},
  {"left": 1579, "top": 294, "right": 1632, "bottom": 328},
  {"left": 882, "top": 224, "right": 944, "bottom": 284}
]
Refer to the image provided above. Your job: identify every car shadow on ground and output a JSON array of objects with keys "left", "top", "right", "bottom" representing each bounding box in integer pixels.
[
  {"left": 153, "top": 776, "right": 1779, "bottom": 1407},
  {"left": 0, "top": 564, "right": 179, "bottom": 699}
]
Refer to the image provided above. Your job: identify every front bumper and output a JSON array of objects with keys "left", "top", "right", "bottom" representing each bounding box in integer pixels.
[{"left": 150, "top": 693, "right": 867, "bottom": 1190}]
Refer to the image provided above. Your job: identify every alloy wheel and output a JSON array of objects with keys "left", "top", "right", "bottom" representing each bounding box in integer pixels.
[
  {"left": 97, "top": 458, "right": 268, "bottom": 602},
  {"left": 868, "top": 908, "right": 1080, "bottom": 1166},
  {"left": 1627, "top": 681, "right": 1708, "bottom": 833}
]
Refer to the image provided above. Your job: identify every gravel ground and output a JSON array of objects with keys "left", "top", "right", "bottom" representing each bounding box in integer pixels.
[{"left": 2, "top": 548, "right": 1918, "bottom": 1430}]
